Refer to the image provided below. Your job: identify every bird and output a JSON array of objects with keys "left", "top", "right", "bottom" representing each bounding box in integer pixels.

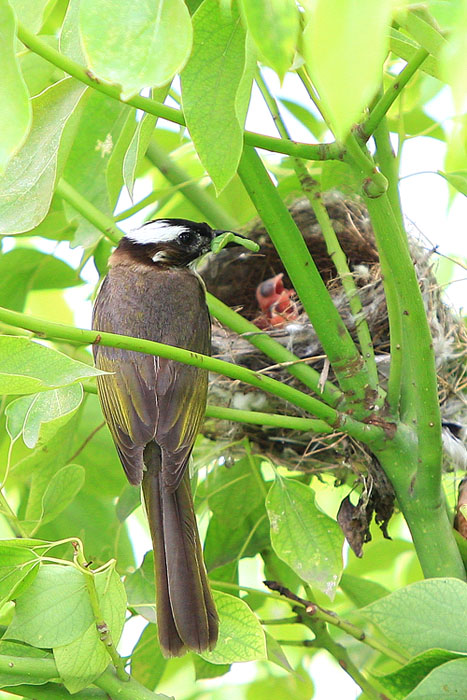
[
  {"left": 254, "top": 272, "right": 299, "bottom": 329},
  {"left": 92, "top": 218, "right": 221, "bottom": 657}
]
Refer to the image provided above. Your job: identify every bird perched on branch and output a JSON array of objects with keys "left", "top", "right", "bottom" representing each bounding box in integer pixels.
[{"left": 92, "top": 218, "right": 222, "bottom": 657}]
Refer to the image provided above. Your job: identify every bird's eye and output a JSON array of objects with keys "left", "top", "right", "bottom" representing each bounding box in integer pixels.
[{"left": 178, "top": 230, "right": 195, "bottom": 244}]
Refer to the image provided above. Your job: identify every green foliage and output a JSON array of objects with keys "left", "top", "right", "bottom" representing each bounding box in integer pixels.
[
  {"left": 0, "top": 336, "right": 103, "bottom": 394},
  {"left": 266, "top": 476, "right": 343, "bottom": 599},
  {"left": 0, "top": 1, "right": 466, "bottom": 699},
  {"left": 200, "top": 591, "right": 266, "bottom": 664},
  {"left": 0, "top": 0, "right": 31, "bottom": 173},
  {"left": 181, "top": 0, "right": 255, "bottom": 192},
  {"left": 80, "top": 0, "right": 193, "bottom": 100}
]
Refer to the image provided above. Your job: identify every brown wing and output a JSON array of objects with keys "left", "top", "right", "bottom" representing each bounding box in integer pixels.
[{"left": 92, "top": 270, "right": 210, "bottom": 489}]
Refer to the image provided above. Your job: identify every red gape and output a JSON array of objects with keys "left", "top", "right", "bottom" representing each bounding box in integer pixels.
[{"left": 254, "top": 273, "right": 299, "bottom": 328}]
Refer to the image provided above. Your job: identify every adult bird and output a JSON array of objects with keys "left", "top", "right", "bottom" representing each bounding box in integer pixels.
[{"left": 92, "top": 218, "right": 220, "bottom": 657}]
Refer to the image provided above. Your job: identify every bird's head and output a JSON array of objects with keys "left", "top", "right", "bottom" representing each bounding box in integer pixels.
[{"left": 114, "top": 219, "right": 220, "bottom": 268}]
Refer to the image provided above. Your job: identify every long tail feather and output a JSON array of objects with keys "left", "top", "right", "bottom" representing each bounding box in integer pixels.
[{"left": 142, "top": 443, "right": 218, "bottom": 657}]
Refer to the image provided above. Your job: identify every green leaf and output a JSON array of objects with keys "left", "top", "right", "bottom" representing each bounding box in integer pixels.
[
  {"left": 396, "top": 8, "right": 448, "bottom": 59},
  {"left": 6, "top": 564, "right": 93, "bottom": 647},
  {"left": 6, "top": 384, "right": 83, "bottom": 448},
  {"left": 204, "top": 505, "right": 269, "bottom": 572},
  {"left": 79, "top": 0, "right": 192, "bottom": 100},
  {"left": 107, "top": 110, "right": 139, "bottom": 206},
  {"left": 361, "top": 578, "right": 467, "bottom": 655},
  {"left": 405, "top": 658, "right": 467, "bottom": 699},
  {"left": 204, "top": 456, "right": 264, "bottom": 528},
  {"left": 200, "top": 590, "right": 266, "bottom": 664},
  {"left": 239, "top": 0, "right": 299, "bottom": 80},
  {"left": 53, "top": 567, "right": 127, "bottom": 694},
  {"left": 125, "top": 550, "right": 156, "bottom": 623},
  {"left": 40, "top": 464, "right": 86, "bottom": 526},
  {"left": 389, "top": 28, "right": 440, "bottom": 79},
  {"left": 0, "top": 78, "right": 87, "bottom": 235},
  {"left": 265, "top": 632, "right": 294, "bottom": 674},
  {"left": 441, "top": 1, "right": 467, "bottom": 115},
  {"left": 0, "top": 336, "right": 105, "bottom": 395},
  {"left": 376, "top": 649, "right": 467, "bottom": 700},
  {"left": 246, "top": 672, "right": 315, "bottom": 700},
  {"left": 279, "top": 98, "right": 328, "bottom": 140},
  {"left": 339, "top": 573, "right": 389, "bottom": 608},
  {"left": 181, "top": 0, "right": 253, "bottom": 193},
  {"left": 303, "top": 0, "right": 392, "bottom": 139},
  {"left": 266, "top": 476, "right": 343, "bottom": 599},
  {"left": 193, "top": 655, "right": 230, "bottom": 680},
  {"left": 320, "top": 160, "right": 361, "bottom": 194},
  {"left": 62, "top": 90, "right": 131, "bottom": 247},
  {"left": 116, "top": 483, "right": 141, "bottom": 522},
  {"left": 0, "top": 248, "right": 82, "bottom": 312},
  {"left": 19, "top": 35, "right": 65, "bottom": 97},
  {"left": 131, "top": 623, "right": 167, "bottom": 690},
  {"left": 0, "top": 0, "right": 32, "bottom": 174},
  {"left": 0, "top": 545, "right": 40, "bottom": 608},
  {"left": 123, "top": 113, "right": 157, "bottom": 199},
  {"left": 10, "top": 0, "right": 55, "bottom": 32},
  {"left": 438, "top": 170, "right": 467, "bottom": 196}
]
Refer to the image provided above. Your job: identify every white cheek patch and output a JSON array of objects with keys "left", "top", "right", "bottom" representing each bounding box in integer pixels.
[
  {"left": 125, "top": 221, "right": 187, "bottom": 245},
  {"left": 152, "top": 250, "right": 171, "bottom": 263}
]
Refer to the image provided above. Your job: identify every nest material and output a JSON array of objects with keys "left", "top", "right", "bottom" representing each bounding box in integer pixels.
[{"left": 199, "top": 193, "right": 467, "bottom": 476}]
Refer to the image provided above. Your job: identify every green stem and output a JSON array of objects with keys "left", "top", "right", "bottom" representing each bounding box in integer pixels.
[
  {"left": 114, "top": 180, "right": 195, "bottom": 222},
  {"left": 362, "top": 48, "right": 429, "bottom": 139},
  {"left": 373, "top": 112, "right": 404, "bottom": 233},
  {"left": 0, "top": 305, "right": 382, "bottom": 445},
  {"left": 364, "top": 194, "right": 442, "bottom": 487},
  {"left": 296, "top": 609, "right": 388, "bottom": 700},
  {"left": 214, "top": 580, "right": 406, "bottom": 664},
  {"left": 376, "top": 429, "right": 466, "bottom": 579},
  {"left": 0, "top": 682, "right": 104, "bottom": 699},
  {"left": 56, "top": 180, "right": 121, "bottom": 244},
  {"left": 344, "top": 133, "right": 388, "bottom": 198},
  {"left": 145, "top": 141, "right": 238, "bottom": 230},
  {"left": 255, "top": 71, "right": 379, "bottom": 392},
  {"left": 238, "top": 146, "right": 374, "bottom": 415},
  {"left": 207, "top": 294, "right": 342, "bottom": 407},
  {"left": 16, "top": 22, "right": 340, "bottom": 163},
  {"left": 81, "top": 381, "right": 335, "bottom": 431},
  {"left": 0, "top": 655, "right": 169, "bottom": 700},
  {"left": 372, "top": 115, "right": 405, "bottom": 413},
  {"left": 0, "top": 489, "right": 27, "bottom": 537},
  {"left": 73, "top": 543, "right": 128, "bottom": 681}
]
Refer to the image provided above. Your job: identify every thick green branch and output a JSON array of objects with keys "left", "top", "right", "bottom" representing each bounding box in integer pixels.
[
  {"left": 145, "top": 141, "right": 238, "bottom": 230},
  {"left": 16, "top": 22, "right": 341, "bottom": 162},
  {"left": 0, "top": 305, "right": 382, "bottom": 444},
  {"left": 364, "top": 195, "right": 442, "bottom": 487},
  {"left": 238, "top": 146, "right": 375, "bottom": 415},
  {"left": 255, "top": 71, "right": 379, "bottom": 392},
  {"left": 362, "top": 48, "right": 429, "bottom": 139}
]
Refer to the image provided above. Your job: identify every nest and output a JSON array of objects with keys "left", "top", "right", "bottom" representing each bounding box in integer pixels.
[{"left": 200, "top": 194, "right": 467, "bottom": 478}]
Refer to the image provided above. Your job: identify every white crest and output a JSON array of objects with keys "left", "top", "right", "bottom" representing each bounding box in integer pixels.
[{"left": 125, "top": 221, "right": 187, "bottom": 245}]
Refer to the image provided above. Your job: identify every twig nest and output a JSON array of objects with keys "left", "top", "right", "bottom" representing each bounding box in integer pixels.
[{"left": 200, "top": 193, "right": 467, "bottom": 474}]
